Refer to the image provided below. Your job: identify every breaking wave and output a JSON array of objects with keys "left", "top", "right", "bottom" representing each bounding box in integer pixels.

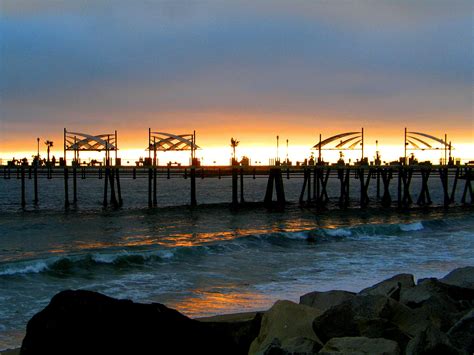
[{"left": 0, "top": 218, "right": 445, "bottom": 277}]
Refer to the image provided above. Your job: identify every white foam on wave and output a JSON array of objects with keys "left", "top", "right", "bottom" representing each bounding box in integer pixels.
[
  {"left": 156, "top": 250, "right": 175, "bottom": 259},
  {"left": 92, "top": 253, "right": 123, "bottom": 264},
  {"left": 325, "top": 228, "right": 352, "bottom": 237},
  {"left": 282, "top": 231, "right": 310, "bottom": 240},
  {"left": 399, "top": 222, "right": 424, "bottom": 232},
  {"left": 0, "top": 261, "right": 48, "bottom": 276}
]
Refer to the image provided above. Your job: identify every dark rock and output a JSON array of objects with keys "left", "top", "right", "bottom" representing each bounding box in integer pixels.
[
  {"left": 249, "top": 300, "right": 323, "bottom": 354},
  {"left": 441, "top": 266, "right": 474, "bottom": 290},
  {"left": 400, "top": 278, "right": 474, "bottom": 309},
  {"left": 358, "top": 318, "right": 411, "bottom": 352},
  {"left": 405, "top": 325, "right": 462, "bottom": 355},
  {"left": 20, "top": 290, "right": 262, "bottom": 355},
  {"left": 312, "top": 294, "right": 425, "bottom": 344},
  {"left": 359, "top": 274, "right": 415, "bottom": 301},
  {"left": 259, "top": 337, "right": 320, "bottom": 355},
  {"left": 447, "top": 309, "right": 474, "bottom": 353},
  {"left": 400, "top": 278, "right": 474, "bottom": 331},
  {"left": 319, "top": 336, "right": 400, "bottom": 355},
  {"left": 299, "top": 290, "right": 355, "bottom": 312}
]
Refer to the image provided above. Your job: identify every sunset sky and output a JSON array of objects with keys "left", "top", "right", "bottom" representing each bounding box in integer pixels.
[{"left": 0, "top": 0, "right": 472, "bottom": 165}]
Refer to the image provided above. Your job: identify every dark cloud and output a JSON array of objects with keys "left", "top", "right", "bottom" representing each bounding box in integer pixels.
[{"left": 0, "top": 0, "right": 472, "bottom": 135}]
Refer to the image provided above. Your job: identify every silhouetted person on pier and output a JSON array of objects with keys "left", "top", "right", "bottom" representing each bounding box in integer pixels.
[
  {"left": 309, "top": 156, "right": 315, "bottom": 166},
  {"left": 52, "top": 156, "right": 56, "bottom": 166}
]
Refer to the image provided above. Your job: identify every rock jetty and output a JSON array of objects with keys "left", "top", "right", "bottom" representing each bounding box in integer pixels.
[{"left": 20, "top": 266, "right": 474, "bottom": 354}]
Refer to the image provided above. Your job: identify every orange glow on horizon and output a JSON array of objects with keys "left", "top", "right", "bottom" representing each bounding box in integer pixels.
[{"left": 1, "top": 112, "right": 472, "bottom": 165}]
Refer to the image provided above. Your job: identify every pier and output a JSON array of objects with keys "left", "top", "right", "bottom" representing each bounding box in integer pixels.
[
  {"left": 2, "top": 127, "right": 473, "bottom": 210},
  {"left": 3, "top": 164, "right": 473, "bottom": 210}
]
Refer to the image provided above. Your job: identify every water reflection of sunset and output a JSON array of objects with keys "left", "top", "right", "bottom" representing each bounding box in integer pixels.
[{"left": 167, "top": 287, "right": 273, "bottom": 318}]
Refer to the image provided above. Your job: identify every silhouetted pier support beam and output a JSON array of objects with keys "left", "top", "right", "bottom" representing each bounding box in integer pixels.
[
  {"left": 240, "top": 168, "right": 245, "bottom": 204},
  {"left": 64, "top": 167, "right": 70, "bottom": 208},
  {"left": 190, "top": 167, "right": 197, "bottom": 207},
  {"left": 103, "top": 168, "right": 109, "bottom": 207},
  {"left": 376, "top": 169, "right": 381, "bottom": 199},
  {"left": 315, "top": 168, "right": 330, "bottom": 207},
  {"left": 116, "top": 168, "right": 123, "bottom": 207},
  {"left": 299, "top": 168, "right": 314, "bottom": 206},
  {"left": 417, "top": 168, "right": 432, "bottom": 206},
  {"left": 337, "top": 168, "right": 350, "bottom": 208},
  {"left": 397, "top": 168, "right": 402, "bottom": 208},
  {"left": 147, "top": 168, "right": 152, "bottom": 208},
  {"left": 439, "top": 167, "right": 450, "bottom": 207},
  {"left": 33, "top": 166, "right": 38, "bottom": 205},
  {"left": 72, "top": 167, "right": 78, "bottom": 204},
  {"left": 232, "top": 168, "right": 238, "bottom": 207},
  {"left": 108, "top": 168, "right": 118, "bottom": 208},
  {"left": 380, "top": 168, "right": 392, "bottom": 207},
  {"left": 358, "top": 168, "right": 372, "bottom": 208},
  {"left": 461, "top": 167, "right": 473, "bottom": 204},
  {"left": 21, "top": 167, "right": 26, "bottom": 208},
  {"left": 264, "top": 168, "right": 285, "bottom": 208},
  {"left": 299, "top": 168, "right": 309, "bottom": 205},
  {"left": 400, "top": 168, "right": 413, "bottom": 207},
  {"left": 450, "top": 167, "right": 460, "bottom": 204},
  {"left": 153, "top": 168, "right": 157, "bottom": 207}
]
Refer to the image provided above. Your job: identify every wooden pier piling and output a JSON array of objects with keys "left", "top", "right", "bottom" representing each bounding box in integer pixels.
[
  {"left": 153, "top": 168, "right": 157, "bottom": 207},
  {"left": 190, "top": 168, "right": 197, "bottom": 207},
  {"left": 439, "top": 167, "right": 450, "bottom": 207},
  {"left": 64, "top": 167, "right": 69, "bottom": 208},
  {"left": 417, "top": 169, "right": 432, "bottom": 206},
  {"left": 232, "top": 168, "right": 238, "bottom": 206},
  {"left": 109, "top": 168, "right": 118, "bottom": 208},
  {"left": 116, "top": 168, "right": 123, "bottom": 207},
  {"left": 264, "top": 168, "right": 285, "bottom": 207},
  {"left": 381, "top": 168, "right": 392, "bottom": 207},
  {"left": 21, "top": 167, "right": 26, "bottom": 208},
  {"left": 147, "top": 168, "right": 152, "bottom": 208},
  {"left": 73, "top": 167, "right": 78, "bottom": 204},
  {"left": 461, "top": 168, "right": 473, "bottom": 204},
  {"left": 33, "top": 166, "right": 38, "bottom": 205},
  {"left": 240, "top": 168, "right": 245, "bottom": 204},
  {"left": 103, "top": 168, "right": 108, "bottom": 207}
]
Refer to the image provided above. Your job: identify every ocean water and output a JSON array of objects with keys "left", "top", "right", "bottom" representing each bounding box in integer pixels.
[{"left": 0, "top": 175, "right": 473, "bottom": 350}]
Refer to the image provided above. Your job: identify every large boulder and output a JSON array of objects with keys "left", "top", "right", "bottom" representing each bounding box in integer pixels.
[
  {"left": 20, "top": 290, "right": 262, "bottom": 355},
  {"left": 357, "top": 318, "right": 411, "bottom": 353},
  {"left": 400, "top": 278, "right": 474, "bottom": 331},
  {"left": 312, "top": 294, "right": 426, "bottom": 344},
  {"left": 405, "top": 325, "right": 462, "bottom": 355},
  {"left": 299, "top": 290, "right": 355, "bottom": 312},
  {"left": 248, "top": 300, "right": 323, "bottom": 354},
  {"left": 447, "top": 308, "right": 474, "bottom": 353},
  {"left": 359, "top": 274, "right": 415, "bottom": 301},
  {"left": 441, "top": 266, "right": 474, "bottom": 290},
  {"left": 400, "top": 278, "right": 474, "bottom": 308},
  {"left": 319, "top": 336, "right": 400, "bottom": 355}
]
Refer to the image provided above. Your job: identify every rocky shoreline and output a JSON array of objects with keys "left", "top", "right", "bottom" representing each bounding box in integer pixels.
[{"left": 12, "top": 266, "right": 474, "bottom": 354}]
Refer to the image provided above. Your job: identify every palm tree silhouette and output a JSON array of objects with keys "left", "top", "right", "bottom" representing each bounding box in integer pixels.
[
  {"left": 230, "top": 137, "right": 239, "bottom": 165},
  {"left": 45, "top": 140, "right": 54, "bottom": 163}
]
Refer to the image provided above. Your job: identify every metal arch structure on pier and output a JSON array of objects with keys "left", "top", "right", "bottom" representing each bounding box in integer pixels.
[
  {"left": 404, "top": 128, "right": 452, "bottom": 165},
  {"left": 147, "top": 130, "right": 200, "bottom": 167},
  {"left": 147, "top": 130, "right": 200, "bottom": 207},
  {"left": 63, "top": 129, "right": 120, "bottom": 207},
  {"left": 64, "top": 129, "right": 118, "bottom": 166},
  {"left": 312, "top": 128, "right": 365, "bottom": 163}
]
